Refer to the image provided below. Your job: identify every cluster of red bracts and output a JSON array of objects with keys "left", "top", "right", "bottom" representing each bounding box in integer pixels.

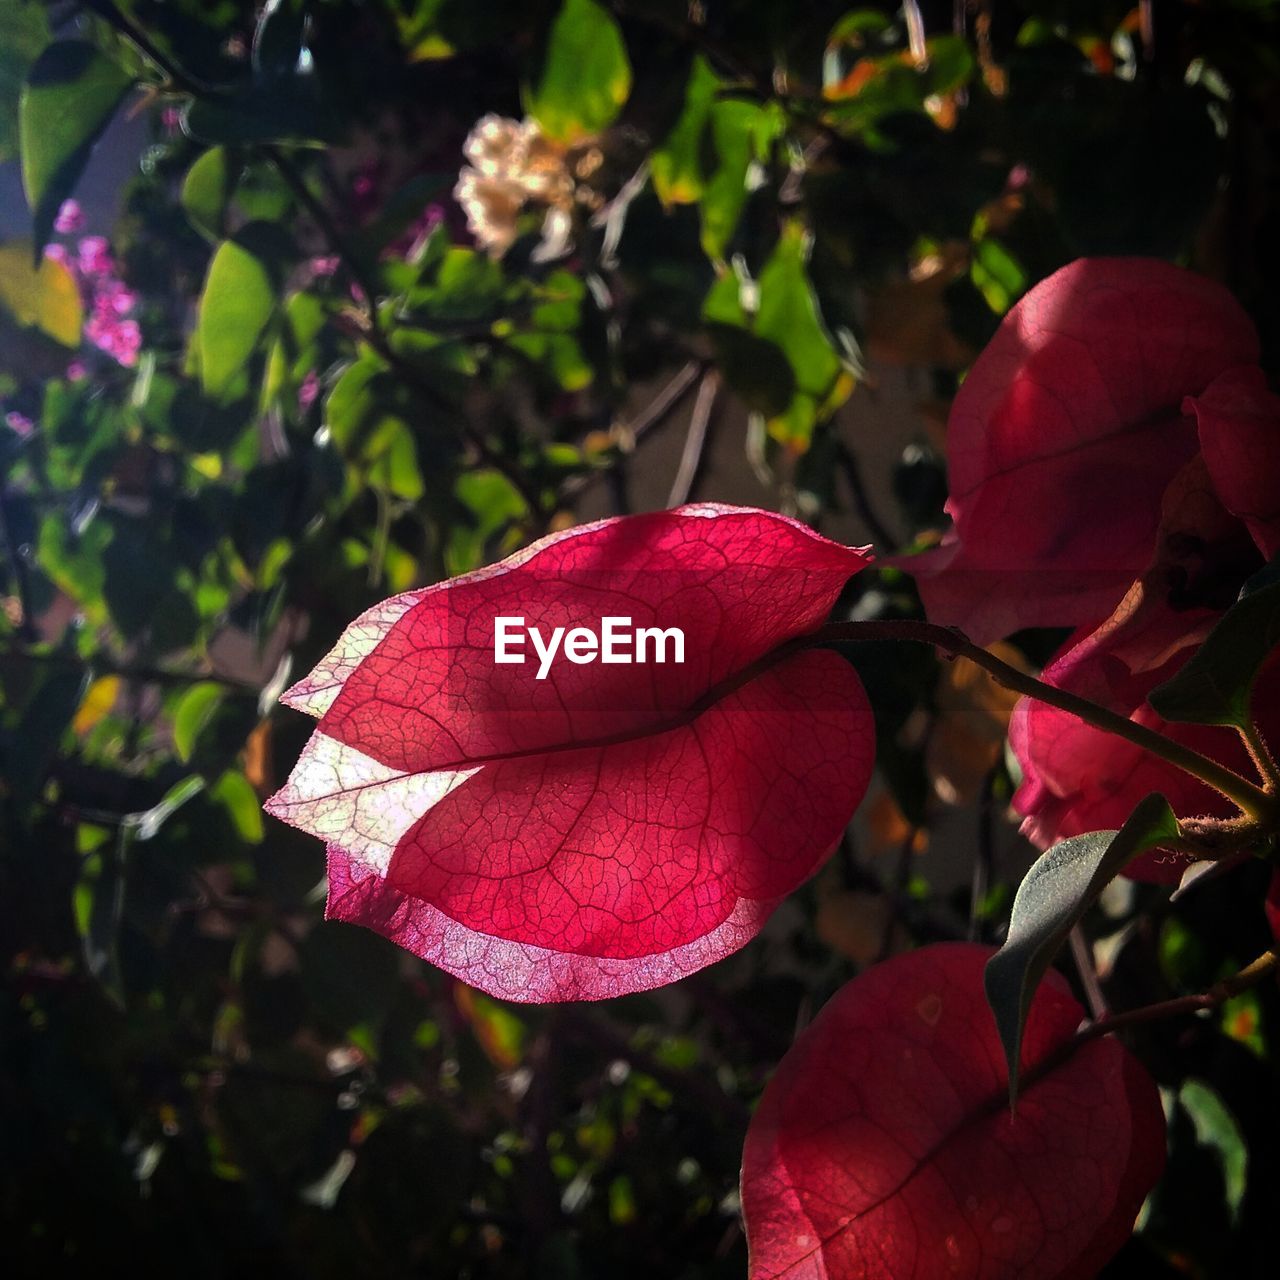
[{"left": 267, "top": 258, "right": 1279, "bottom": 1279}]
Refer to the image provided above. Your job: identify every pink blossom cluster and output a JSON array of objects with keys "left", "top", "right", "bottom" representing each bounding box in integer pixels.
[{"left": 46, "top": 202, "right": 142, "bottom": 369}]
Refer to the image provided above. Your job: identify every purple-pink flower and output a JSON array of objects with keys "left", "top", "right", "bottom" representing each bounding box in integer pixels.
[
  {"left": 77, "top": 236, "right": 114, "bottom": 278},
  {"left": 54, "top": 200, "right": 85, "bottom": 235},
  {"left": 46, "top": 234, "right": 142, "bottom": 369}
]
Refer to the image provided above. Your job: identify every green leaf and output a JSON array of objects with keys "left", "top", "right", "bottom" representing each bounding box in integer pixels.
[
  {"left": 20, "top": 40, "right": 134, "bottom": 260},
  {"left": 0, "top": 0, "right": 49, "bottom": 164},
  {"left": 367, "top": 420, "right": 424, "bottom": 501},
  {"left": 650, "top": 55, "right": 718, "bottom": 206},
  {"left": 752, "top": 222, "right": 851, "bottom": 448},
  {"left": 0, "top": 240, "right": 82, "bottom": 346},
  {"left": 525, "top": 0, "right": 631, "bottom": 144},
  {"left": 445, "top": 469, "right": 529, "bottom": 575},
  {"left": 970, "top": 237, "right": 1026, "bottom": 315},
  {"left": 699, "top": 100, "right": 765, "bottom": 262},
  {"left": 1179, "top": 1079, "right": 1248, "bottom": 1225},
  {"left": 197, "top": 223, "right": 289, "bottom": 398},
  {"left": 210, "top": 769, "right": 265, "bottom": 843},
  {"left": 182, "top": 146, "right": 238, "bottom": 242},
  {"left": 984, "top": 793, "right": 1180, "bottom": 1103},
  {"left": 262, "top": 289, "right": 327, "bottom": 410},
  {"left": 1149, "top": 564, "right": 1280, "bottom": 727},
  {"left": 173, "top": 681, "right": 225, "bottom": 762}
]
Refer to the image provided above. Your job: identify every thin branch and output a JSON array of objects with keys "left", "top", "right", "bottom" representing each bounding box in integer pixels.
[
  {"left": 560, "top": 359, "right": 707, "bottom": 504},
  {"left": 1238, "top": 720, "right": 1280, "bottom": 792},
  {"left": 1068, "top": 926, "right": 1108, "bottom": 1020},
  {"left": 666, "top": 371, "right": 719, "bottom": 507},
  {"left": 623, "top": 360, "right": 708, "bottom": 445},
  {"left": 81, "top": 0, "right": 218, "bottom": 96},
  {"left": 903, "top": 0, "right": 928, "bottom": 65},
  {"left": 1020, "top": 948, "right": 1280, "bottom": 1097},
  {"left": 0, "top": 644, "right": 258, "bottom": 691},
  {"left": 813, "top": 620, "right": 1279, "bottom": 824}
]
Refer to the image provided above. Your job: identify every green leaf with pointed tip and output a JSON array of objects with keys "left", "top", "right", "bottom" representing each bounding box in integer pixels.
[
  {"left": 20, "top": 41, "right": 134, "bottom": 261},
  {"left": 182, "top": 146, "right": 238, "bottom": 242},
  {"left": 753, "top": 222, "right": 851, "bottom": 448},
  {"left": 525, "top": 0, "right": 631, "bottom": 144},
  {"left": 698, "top": 99, "right": 765, "bottom": 262},
  {"left": 1149, "top": 564, "right": 1280, "bottom": 728},
  {"left": 1179, "top": 1079, "right": 1248, "bottom": 1226},
  {"left": 985, "top": 793, "right": 1180, "bottom": 1103},
  {"left": 197, "top": 223, "right": 290, "bottom": 398},
  {"left": 211, "top": 769, "right": 265, "bottom": 843},
  {"left": 173, "top": 681, "right": 225, "bottom": 762},
  {"left": 650, "top": 55, "right": 718, "bottom": 206}
]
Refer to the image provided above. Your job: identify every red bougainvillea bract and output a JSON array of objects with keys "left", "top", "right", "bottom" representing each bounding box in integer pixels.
[
  {"left": 741, "top": 943, "right": 1166, "bottom": 1280},
  {"left": 912, "top": 258, "right": 1280, "bottom": 873},
  {"left": 266, "top": 504, "right": 874, "bottom": 1001}
]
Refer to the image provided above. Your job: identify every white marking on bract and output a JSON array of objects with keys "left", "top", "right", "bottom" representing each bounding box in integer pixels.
[
  {"left": 265, "top": 732, "right": 477, "bottom": 875},
  {"left": 281, "top": 592, "right": 424, "bottom": 718}
]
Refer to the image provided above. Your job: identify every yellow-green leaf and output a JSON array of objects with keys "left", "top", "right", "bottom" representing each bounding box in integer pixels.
[
  {"left": 525, "top": 0, "right": 631, "bottom": 144},
  {"left": 0, "top": 241, "right": 83, "bottom": 346}
]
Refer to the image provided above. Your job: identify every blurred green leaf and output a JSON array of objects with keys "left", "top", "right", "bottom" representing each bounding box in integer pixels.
[
  {"left": 210, "top": 768, "right": 264, "bottom": 843},
  {"left": 20, "top": 40, "right": 134, "bottom": 260},
  {"left": 753, "top": 223, "right": 851, "bottom": 447},
  {"left": 182, "top": 76, "right": 336, "bottom": 147},
  {"left": 525, "top": 0, "right": 631, "bottom": 143},
  {"left": 699, "top": 99, "right": 771, "bottom": 262},
  {"left": 651, "top": 55, "right": 718, "bottom": 206},
  {"left": 1179, "top": 1080, "right": 1248, "bottom": 1225},
  {"left": 970, "top": 237, "right": 1026, "bottom": 315},
  {"left": 446, "top": 469, "right": 528, "bottom": 574},
  {"left": 0, "top": 241, "right": 82, "bottom": 346},
  {"left": 181, "top": 146, "right": 238, "bottom": 242},
  {"left": 173, "top": 680, "right": 225, "bottom": 762},
  {"left": 1149, "top": 565, "right": 1280, "bottom": 728},
  {"left": 0, "top": 0, "right": 49, "bottom": 163},
  {"left": 197, "top": 223, "right": 289, "bottom": 398}
]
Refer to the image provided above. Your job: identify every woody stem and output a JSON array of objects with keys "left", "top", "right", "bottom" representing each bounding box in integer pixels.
[
  {"left": 810, "top": 619, "right": 1279, "bottom": 825},
  {"left": 1018, "top": 948, "right": 1280, "bottom": 1097}
]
